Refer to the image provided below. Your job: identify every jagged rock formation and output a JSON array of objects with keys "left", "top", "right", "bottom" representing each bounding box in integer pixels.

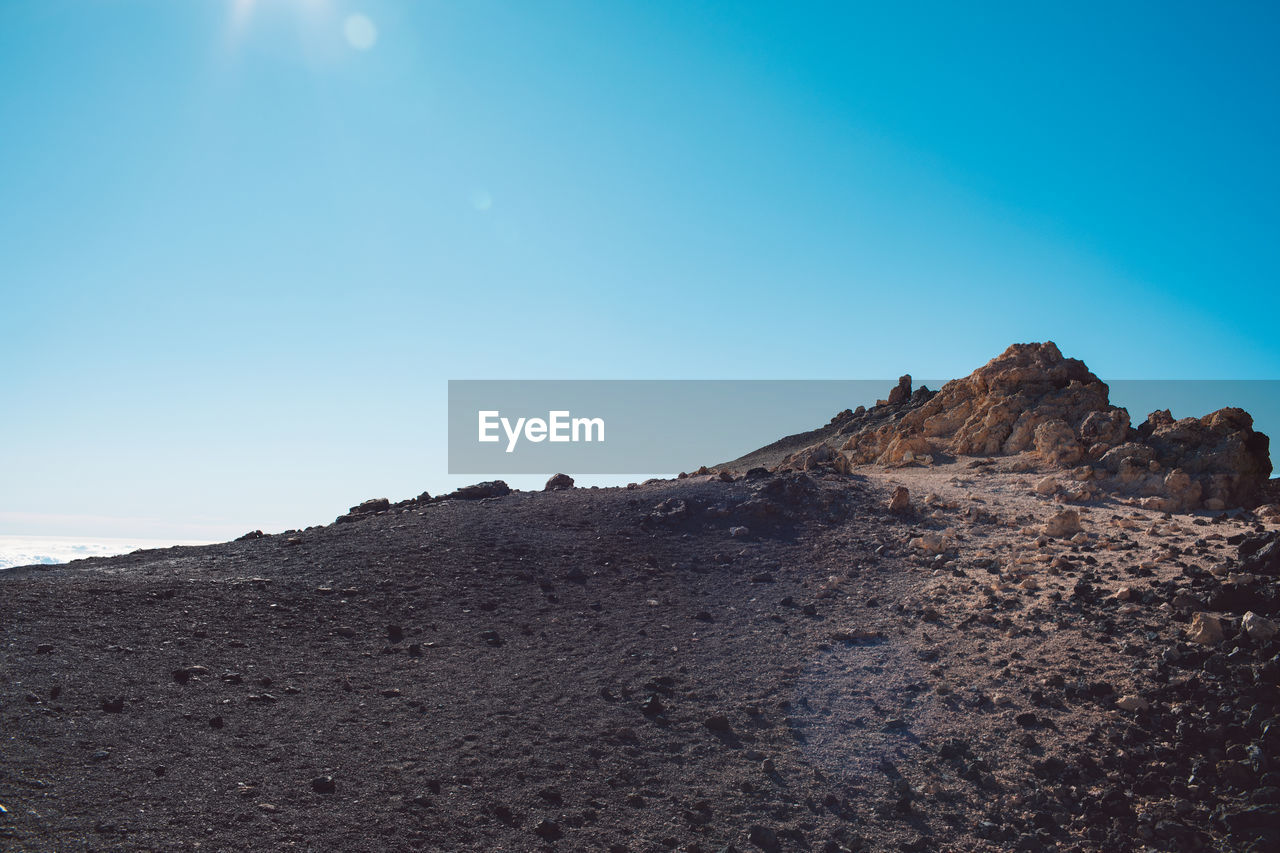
[
  {"left": 769, "top": 342, "right": 1272, "bottom": 511},
  {"left": 839, "top": 342, "right": 1126, "bottom": 465}
]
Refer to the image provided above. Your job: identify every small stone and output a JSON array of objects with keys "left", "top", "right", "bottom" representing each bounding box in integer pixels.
[
  {"left": 729, "top": 526, "right": 750, "bottom": 538},
  {"left": 101, "top": 697, "right": 124, "bottom": 714},
  {"left": 544, "top": 473, "right": 574, "bottom": 491},
  {"left": 1243, "top": 611, "right": 1277, "bottom": 643},
  {"left": 704, "top": 714, "right": 732, "bottom": 732},
  {"left": 1042, "top": 509, "right": 1082, "bottom": 539},
  {"left": 534, "top": 819, "right": 563, "bottom": 841},
  {"left": 209, "top": 715, "right": 224, "bottom": 729},
  {"left": 910, "top": 533, "right": 948, "bottom": 555},
  {"left": 747, "top": 824, "right": 782, "bottom": 853},
  {"left": 888, "top": 487, "right": 911, "bottom": 513},
  {"left": 310, "top": 775, "right": 336, "bottom": 795},
  {"left": 1034, "top": 477, "right": 1061, "bottom": 496},
  {"left": 1188, "top": 612, "right": 1224, "bottom": 645},
  {"left": 831, "top": 627, "right": 883, "bottom": 643},
  {"left": 1115, "top": 695, "right": 1150, "bottom": 713}
]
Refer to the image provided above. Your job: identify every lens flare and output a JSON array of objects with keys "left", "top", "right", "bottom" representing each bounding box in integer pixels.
[{"left": 343, "top": 14, "right": 378, "bottom": 50}]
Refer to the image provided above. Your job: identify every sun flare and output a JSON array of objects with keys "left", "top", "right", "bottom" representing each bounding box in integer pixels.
[{"left": 230, "top": 0, "right": 332, "bottom": 32}]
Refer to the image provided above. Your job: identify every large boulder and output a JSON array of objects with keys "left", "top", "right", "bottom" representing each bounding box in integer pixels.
[
  {"left": 1136, "top": 407, "right": 1271, "bottom": 508},
  {"left": 1096, "top": 409, "right": 1271, "bottom": 509}
]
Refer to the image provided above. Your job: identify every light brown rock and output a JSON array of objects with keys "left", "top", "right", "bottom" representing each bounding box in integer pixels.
[
  {"left": 1034, "top": 419, "right": 1084, "bottom": 466},
  {"left": 778, "top": 442, "right": 852, "bottom": 475},
  {"left": 887, "top": 486, "right": 910, "bottom": 513},
  {"left": 1187, "top": 612, "right": 1224, "bottom": 645},
  {"left": 1042, "top": 509, "right": 1082, "bottom": 538},
  {"left": 825, "top": 343, "right": 1271, "bottom": 512},
  {"left": 1034, "top": 476, "right": 1061, "bottom": 496},
  {"left": 841, "top": 342, "right": 1119, "bottom": 464},
  {"left": 1115, "top": 695, "right": 1150, "bottom": 712}
]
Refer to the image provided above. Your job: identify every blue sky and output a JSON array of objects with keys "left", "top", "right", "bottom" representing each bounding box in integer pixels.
[{"left": 2, "top": 1, "right": 1278, "bottom": 539}]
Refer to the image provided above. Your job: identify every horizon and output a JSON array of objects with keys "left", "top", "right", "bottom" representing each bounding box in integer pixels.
[
  {"left": 3, "top": 1, "right": 1278, "bottom": 545},
  {"left": 3, "top": 375, "right": 1276, "bottom": 559}
]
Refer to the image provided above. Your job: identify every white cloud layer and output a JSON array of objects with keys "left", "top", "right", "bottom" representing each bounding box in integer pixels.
[{"left": 0, "top": 536, "right": 209, "bottom": 570}]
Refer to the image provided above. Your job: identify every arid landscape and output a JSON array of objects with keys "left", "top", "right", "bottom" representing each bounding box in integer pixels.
[{"left": 3, "top": 344, "right": 1279, "bottom": 852}]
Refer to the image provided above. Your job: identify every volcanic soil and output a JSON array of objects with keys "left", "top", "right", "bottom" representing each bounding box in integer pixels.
[{"left": 3, "top": 464, "right": 1279, "bottom": 852}]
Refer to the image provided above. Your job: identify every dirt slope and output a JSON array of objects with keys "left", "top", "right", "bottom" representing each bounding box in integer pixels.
[{"left": 2, "top": 467, "right": 1279, "bottom": 853}]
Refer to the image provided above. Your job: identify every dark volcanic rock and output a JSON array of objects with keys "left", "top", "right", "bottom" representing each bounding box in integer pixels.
[
  {"left": 446, "top": 481, "right": 512, "bottom": 501},
  {"left": 544, "top": 473, "right": 575, "bottom": 491}
]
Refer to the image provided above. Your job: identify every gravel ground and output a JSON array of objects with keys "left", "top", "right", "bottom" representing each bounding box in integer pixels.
[{"left": 2, "top": 463, "right": 1277, "bottom": 852}]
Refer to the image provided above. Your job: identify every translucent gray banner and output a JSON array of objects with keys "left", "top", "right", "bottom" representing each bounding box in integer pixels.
[{"left": 447, "top": 380, "right": 1279, "bottom": 475}]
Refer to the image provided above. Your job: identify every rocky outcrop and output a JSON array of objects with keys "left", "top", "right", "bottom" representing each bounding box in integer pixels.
[
  {"left": 1091, "top": 407, "right": 1272, "bottom": 510},
  {"left": 446, "top": 481, "right": 512, "bottom": 501},
  {"left": 765, "top": 342, "right": 1272, "bottom": 511},
  {"left": 883, "top": 374, "right": 913, "bottom": 406},
  {"left": 840, "top": 342, "right": 1128, "bottom": 466},
  {"left": 336, "top": 497, "right": 391, "bottom": 524}
]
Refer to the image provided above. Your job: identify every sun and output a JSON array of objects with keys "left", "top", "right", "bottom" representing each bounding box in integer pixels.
[{"left": 229, "top": 0, "right": 373, "bottom": 51}]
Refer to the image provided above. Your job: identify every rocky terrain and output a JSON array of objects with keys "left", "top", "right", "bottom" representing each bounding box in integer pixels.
[{"left": 3, "top": 344, "right": 1279, "bottom": 852}]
